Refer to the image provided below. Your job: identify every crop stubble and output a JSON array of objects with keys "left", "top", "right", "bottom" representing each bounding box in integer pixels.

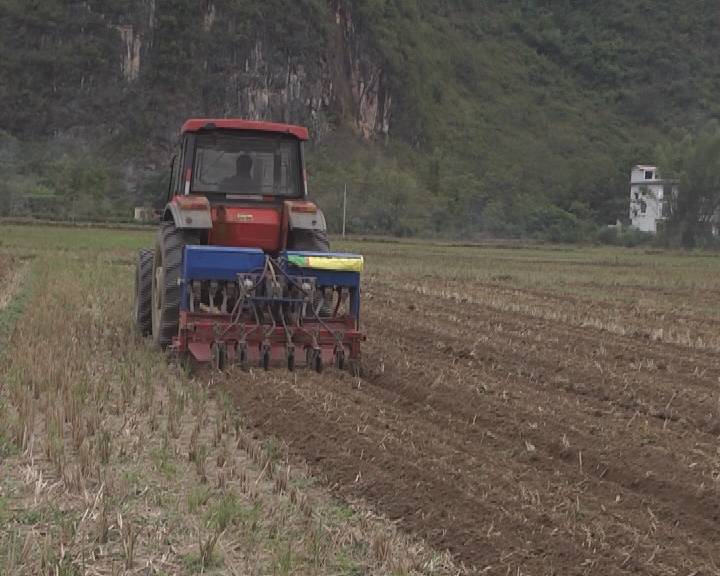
[
  {"left": 228, "top": 246, "right": 720, "bottom": 574},
  {"left": 0, "top": 228, "right": 464, "bottom": 575},
  {"left": 4, "top": 228, "right": 719, "bottom": 575}
]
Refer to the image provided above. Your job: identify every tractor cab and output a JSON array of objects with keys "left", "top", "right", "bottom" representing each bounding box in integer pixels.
[
  {"left": 170, "top": 119, "right": 308, "bottom": 201},
  {"left": 163, "top": 119, "right": 323, "bottom": 255}
]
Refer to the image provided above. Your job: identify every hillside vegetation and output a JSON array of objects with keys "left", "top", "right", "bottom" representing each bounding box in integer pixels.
[{"left": 1, "top": 0, "right": 718, "bottom": 239}]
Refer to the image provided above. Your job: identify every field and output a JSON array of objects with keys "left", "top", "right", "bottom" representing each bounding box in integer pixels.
[{"left": 1, "top": 224, "right": 720, "bottom": 575}]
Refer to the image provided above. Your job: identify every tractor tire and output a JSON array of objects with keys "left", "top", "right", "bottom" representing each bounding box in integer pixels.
[
  {"left": 134, "top": 248, "right": 154, "bottom": 337},
  {"left": 152, "top": 222, "right": 199, "bottom": 349},
  {"left": 288, "top": 229, "right": 330, "bottom": 252}
]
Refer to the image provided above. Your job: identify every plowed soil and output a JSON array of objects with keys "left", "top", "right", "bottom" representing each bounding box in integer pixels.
[{"left": 226, "top": 244, "right": 720, "bottom": 574}]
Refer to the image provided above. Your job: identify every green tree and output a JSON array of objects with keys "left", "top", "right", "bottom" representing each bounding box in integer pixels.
[{"left": 657, "top": 129, "right": 720, "bottom": 248}]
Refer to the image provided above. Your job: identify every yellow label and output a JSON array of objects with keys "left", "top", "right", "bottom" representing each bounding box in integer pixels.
[
  {"left": 306, "top": 256, "right": 364, "bottom": 273},
  {"left": 236, "top": 214, "right": 254, "bottom": 222}
]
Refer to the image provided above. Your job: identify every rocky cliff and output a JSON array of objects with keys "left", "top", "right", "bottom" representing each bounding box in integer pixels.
[{"left": 0, "top": 0, "right": 390, "bottom": 144}]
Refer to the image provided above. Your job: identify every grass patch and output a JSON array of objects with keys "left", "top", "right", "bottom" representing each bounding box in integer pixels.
[
  {"left": 272, "top": 542, "right": 295, "bottom": 576},
  {"left": 0, "top": 430, "right": 18, "bottom": 459},
  {"left": 187, "top": 485, "right": 212, "bottom": 514},
  {"left": 150, "top": 446, "right": 177, "bottom": 479},
  {"left": 326, "top": 503, "right": 356, "bottom": 522},
  {"left": 332, "top": 551, "right": 364, "bottom": 576},
  {"left": 182, "top": 550, "right": 223, "bottom": 572},
  {"left": 8, "top": 504, "right": 68, "bottom": 530},
  {"left": 262, "top": 436, "right": 284, "bottom": 464},
  {"left": 0, "top": 261, "right": 34, "bottom": 357},
  {"left": 206, "top": 492, "right": 244, "bottom": 531},
  {"left": 0, "top": 496, "right": 8, "bottom": 525},
  {"left": 0, "top": 224, "right": 152, "bottom": 253}
]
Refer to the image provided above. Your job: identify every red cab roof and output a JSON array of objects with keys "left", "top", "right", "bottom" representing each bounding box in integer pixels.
[{"left": 181, "top": 118, "right": 309, "bottom": 140}]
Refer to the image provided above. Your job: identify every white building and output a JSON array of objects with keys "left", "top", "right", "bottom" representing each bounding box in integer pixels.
[{"left": 629, "top": 165, "right": 675, "bottom": 233}]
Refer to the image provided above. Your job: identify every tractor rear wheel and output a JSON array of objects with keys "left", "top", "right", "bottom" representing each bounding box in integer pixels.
[
  {"left": 134, "top": 248, "right": 154, "bottom": 336},
  {"left": 152, "top": 222, "right": 199, "bottom": 349}
]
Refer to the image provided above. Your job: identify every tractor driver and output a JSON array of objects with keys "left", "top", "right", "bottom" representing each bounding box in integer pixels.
[{"left": 221, "top": 154, "right": 254, "bottom": 189}]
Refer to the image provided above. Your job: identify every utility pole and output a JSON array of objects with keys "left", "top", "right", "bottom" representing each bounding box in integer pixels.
[{"left": 342, "top": 183, "right": 347, "bottom": 240}]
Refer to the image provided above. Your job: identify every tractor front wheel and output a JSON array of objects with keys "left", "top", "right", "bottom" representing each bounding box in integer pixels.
[
  {"left": 133, "top": 248, "right": 154, "bottom": 336},
  {"left": 151, "top": 222, "right": 199, "bottom": 349}
]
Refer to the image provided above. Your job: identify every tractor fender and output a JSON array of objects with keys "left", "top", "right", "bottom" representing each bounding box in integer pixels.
[
  {"left": 285, "top": 201, "right": 327, "bottom": 232},
  {"left": 163, "top": 196, "right": 213, "bottom": 230}
]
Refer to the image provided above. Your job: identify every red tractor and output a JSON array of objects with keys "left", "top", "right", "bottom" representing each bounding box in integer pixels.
[{"left": 133, "top": 119, "right": 364, "bottom": 371}]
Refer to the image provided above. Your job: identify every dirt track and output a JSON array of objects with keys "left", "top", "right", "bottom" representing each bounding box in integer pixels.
[{"left": 227, "top": 247, "right": 720, "bottom": 574}]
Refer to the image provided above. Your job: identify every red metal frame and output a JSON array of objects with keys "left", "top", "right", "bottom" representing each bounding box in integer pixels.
[
  {"left": 181, "top": 119, "right": 309, "bottom": 141},
  {"left": 176, "top": 311, "right": 364, "bottom": 366}
]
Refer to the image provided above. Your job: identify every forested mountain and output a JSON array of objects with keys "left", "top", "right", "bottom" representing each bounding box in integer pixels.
[{"left": 1, "top": 0, "right": 719, "bottom": 238}]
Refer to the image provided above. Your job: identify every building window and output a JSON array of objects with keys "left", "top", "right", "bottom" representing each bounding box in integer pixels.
[
  {"left": 640, "top": 200, "right": 647, "bottom": 214},
  {"left": 645, "top": 170, "right": 654, "bottom": 180}
]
